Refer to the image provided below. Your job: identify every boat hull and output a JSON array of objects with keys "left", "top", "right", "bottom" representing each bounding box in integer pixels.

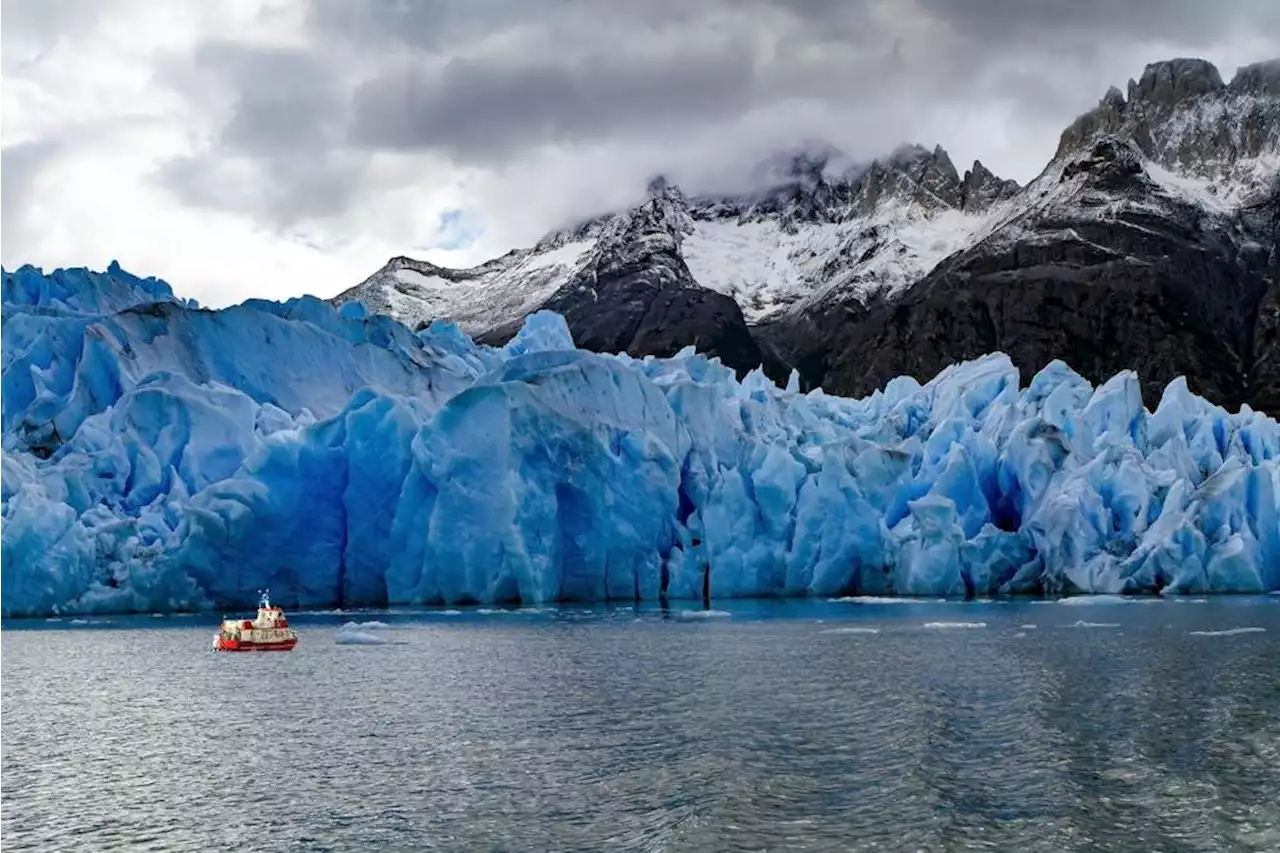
[{"left": 213, "top": 637, "right": 297, "bottom": 652}]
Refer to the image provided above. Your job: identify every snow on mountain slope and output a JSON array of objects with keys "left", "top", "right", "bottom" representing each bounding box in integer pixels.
[
  {"left": 681, "top": 204, "right": 991, "bottom": 320},
  {"left": 343, "top": 240, "right": 596, "bottom": 333}
]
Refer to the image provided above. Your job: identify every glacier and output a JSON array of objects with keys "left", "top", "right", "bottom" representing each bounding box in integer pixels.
[{"left": 3, "top": 263, "right": 1279, "bottom": 616}]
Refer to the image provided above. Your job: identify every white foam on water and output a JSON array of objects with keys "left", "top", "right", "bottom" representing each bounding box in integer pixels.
[
  {"left": 1071, "top": 621, "right": 1120, "bottom": 628},
  {"left": 1019, "top": 624, "right": 1038, "bottom": 629},
  {"left": 820, "top": 627, "right": 881, "bottom": 634},
  {"left": 1189, "top": 627, "right": 1266, "bottom": 637},
  {"left": 922, "top": 621, "right": 987, "bottom": 629}
]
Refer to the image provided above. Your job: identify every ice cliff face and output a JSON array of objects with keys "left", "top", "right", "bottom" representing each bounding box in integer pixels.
[{"left": 4, "top": 264, "right": 1279, "bottom": 616}]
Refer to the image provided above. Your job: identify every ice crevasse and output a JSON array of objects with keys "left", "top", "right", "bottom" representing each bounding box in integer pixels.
[{"left": 2, "top": 263, "right": 1278, "bottom": 616}]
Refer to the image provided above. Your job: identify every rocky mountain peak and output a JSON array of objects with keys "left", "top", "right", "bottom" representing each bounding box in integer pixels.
[
  {"left": 1101, "top": 85, "right": 1126, "bottom": 111},
  {"left": 960, "top": 160, "right": 1021, "bottom": 211},
  {"left": 895, "top": 143, "right": 962, "bottom": 206},
  {"left": 1231, "top": 59, "right": 1280, "bottom": 96},
  {"left": 585, "top": 180, "right": 695, "bottom": 272},
  {"left": 1126, "top": 57, "right": 1225, "bottom": 109},
  {"left": 850, "top": 143, "right": 967, "bottom": 213},
  {"left": 1054, "top": 56, "right": 1277, "bottom": 187},
  {"left": 645, "top": 174, "right": 672, "bottom": 196}
]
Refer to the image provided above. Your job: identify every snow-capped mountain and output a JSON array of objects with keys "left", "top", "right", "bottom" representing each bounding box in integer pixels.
[
  {"left": 337, "top": 143, "right": 1019, "bottom": 330},
  {"left": 337, "top": 56, "right": 1279, "bottom": 407},
  {"left": 787, "top": 58, "right": 1280, "bottom": 411}
]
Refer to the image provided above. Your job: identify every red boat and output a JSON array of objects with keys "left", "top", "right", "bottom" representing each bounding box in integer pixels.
[{"left": 212, "top": 591, "right": 298, "bottom": 652}]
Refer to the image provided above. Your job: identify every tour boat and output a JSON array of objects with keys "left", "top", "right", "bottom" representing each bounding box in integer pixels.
[{"left": 212, "top": 591, "right": 298, "bottom": 652}]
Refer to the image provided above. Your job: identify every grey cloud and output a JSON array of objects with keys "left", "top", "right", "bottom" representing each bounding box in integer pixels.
[
  {"left": 194, "top": 42, "right": 346, "bottom": 158},
  {"left": 913, "top": 0, "right": 1280, "bottom": 47},
  {"left": 1, "top": 0, "right": 105, "bottom": 68},
  {"left": 306, "top": 0, "right": 529, "bottom": 50},
  {"left": 151, "top": 40, "right": 361, "bottom": 225},
  {"left": 349, "top": 41, "right": 761, "bottom": 159},
  {"left": 1, "top": 138, "right": 65, "bottom": 251},
  {"left": 142, "top": 0, "right": 1274, "bottom": 246}
]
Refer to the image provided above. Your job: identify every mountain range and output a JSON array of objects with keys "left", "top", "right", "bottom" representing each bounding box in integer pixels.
[{"left": 335, "top": 57, "right": 1280, "bottom": 412}]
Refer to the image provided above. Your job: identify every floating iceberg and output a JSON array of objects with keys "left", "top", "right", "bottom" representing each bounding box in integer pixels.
[{"left": 3, "top": 263, "right": 1279, "bottom": 616}]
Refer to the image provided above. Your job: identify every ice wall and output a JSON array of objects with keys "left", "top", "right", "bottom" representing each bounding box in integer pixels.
[{"left": 3, "top": 263, "right": 1278, "bottom": 615}]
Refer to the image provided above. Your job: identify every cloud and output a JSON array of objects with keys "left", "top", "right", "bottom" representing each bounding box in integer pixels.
[
  {"left": 1, "top": 0, "right": 1274, "bottom": 306},
  {"left": 913, "top": 0, "right": 1280, "bottom": 46},
  {"left": 348, "top": 39, "right": 762, "bottom": 160},
  {"left": 1, "top": 138, "right": 65, "bottom": 243}
]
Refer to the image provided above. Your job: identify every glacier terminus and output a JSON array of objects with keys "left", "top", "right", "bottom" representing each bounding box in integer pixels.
[{"left": 2, "top": 262, "right": 1279, "bottom": 617}]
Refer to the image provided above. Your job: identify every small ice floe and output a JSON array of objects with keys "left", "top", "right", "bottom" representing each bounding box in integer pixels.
[
  {"left": 335, "top": 621, "right": 405, "bottom": 645},
  {"left": 833, "top": 596, "right": 942, "bottom": 604},
  {"left": 922, "top": 621, "right": 987, "bottom": 629},
  {"left": 674, "top": 609, "right": 732, "bottom": 620},
  {"left": 1057, "top": 595, "right": 1157, "bottom": 606},
  {"left": 1188, "top": 627, "right": 1266, "bottom": 637}
]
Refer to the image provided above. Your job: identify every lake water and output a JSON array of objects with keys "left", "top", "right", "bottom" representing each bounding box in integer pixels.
[{"left": 3, "top": 596, "right": 1279, "bottom": 852}]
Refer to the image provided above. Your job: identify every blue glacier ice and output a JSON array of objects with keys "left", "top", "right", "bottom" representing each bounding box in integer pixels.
[{"left": 3, "top": 263, "right": 1279, "bottom": 616}]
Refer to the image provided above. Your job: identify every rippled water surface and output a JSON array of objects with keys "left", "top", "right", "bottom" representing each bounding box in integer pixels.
[{"left": 4, "top": 596, "right": 1280, "bottom": 852}]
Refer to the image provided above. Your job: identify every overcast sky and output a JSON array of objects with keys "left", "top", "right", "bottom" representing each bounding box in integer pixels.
[{"left": 3, "top": 0, "right": 1276, "bottom": 307}]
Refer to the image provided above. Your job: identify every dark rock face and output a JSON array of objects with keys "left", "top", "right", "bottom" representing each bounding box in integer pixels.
[
  {"left": 794, "top": 221, "right": 1271, "bottom": 410},
  {"left": 1059, "top": 136, "right": 1146, "bottom": 189}
]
